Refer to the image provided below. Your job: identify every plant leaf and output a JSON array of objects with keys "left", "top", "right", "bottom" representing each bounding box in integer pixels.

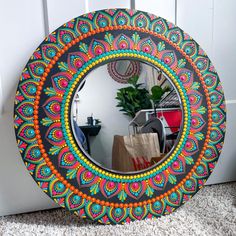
[
  {"left": 128, "top": 75, "right": 139, "bottom": 86},
  {"left": 150, "top": 85, "right": 164, "bottom": 102},
  {"left": 115, "top": 75, "right": 152, "bottom": 118}
]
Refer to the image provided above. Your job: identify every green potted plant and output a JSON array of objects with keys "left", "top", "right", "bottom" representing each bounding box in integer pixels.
[
  {"left": 115, "top": 75, "right": 170, "bottom": 118},
  {"left": 149, "top": 85, "right": 170, "bottom": 114},
  {"left": 115, "top": 75, "right": 152, "bottom": 118}
]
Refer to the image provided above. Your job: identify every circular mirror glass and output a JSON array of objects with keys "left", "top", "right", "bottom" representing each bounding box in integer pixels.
[{"left": 71, "top": 60, "right": 183, "bottom": 173}]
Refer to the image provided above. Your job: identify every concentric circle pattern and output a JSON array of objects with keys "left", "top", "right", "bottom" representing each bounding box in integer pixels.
[
  {"left": 14, "top": 9, "right": 226, "bottom": 224},
  {"left": 107, "top": 60, "right": 141, "bottom": 83}
]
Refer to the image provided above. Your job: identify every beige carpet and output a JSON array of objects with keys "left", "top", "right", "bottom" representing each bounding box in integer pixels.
[{"left": 0, "top": 182, "right": 235, "bottom": 236}]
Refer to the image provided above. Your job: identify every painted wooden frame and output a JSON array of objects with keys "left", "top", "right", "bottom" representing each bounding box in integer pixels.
[{"left": 14, "top": 9, "right": 226, "bottom": 224}]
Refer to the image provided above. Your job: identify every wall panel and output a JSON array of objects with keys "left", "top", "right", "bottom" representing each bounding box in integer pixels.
[
  {"left": 177, "top": 0, "right": 236, "bottom": 184},
  {"left": 0, "top": 0, "right": 57, "bottom": 216},
  {"left": 135, "top": 0, "right": 176, "bottom": 23},
  {"left": 211, "top": 0, "right": 236, "bottom": 100},
  {"left": 46, "top": 0, "right": 87, "bottom": 33},
  {"left": 207, "top": 103, "right": 236, "bottom": 184},
  {"left": 207, "top": 0, "right": 236, "bottom": 183},
  {"left": 88, "top": 0, "right": 130, "bottom": 12},
  {"left": 177, "top": 0, "right": 213, "bottom": 57}
]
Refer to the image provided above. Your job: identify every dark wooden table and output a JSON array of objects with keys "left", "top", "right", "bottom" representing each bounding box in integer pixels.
[{"left": 79, "top": 125, "right": 101, "bottom": 155}]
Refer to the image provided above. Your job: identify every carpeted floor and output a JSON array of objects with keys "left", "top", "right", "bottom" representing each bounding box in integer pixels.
[{"left": 0, "top": 182, "right": 235, "bottom": 236}]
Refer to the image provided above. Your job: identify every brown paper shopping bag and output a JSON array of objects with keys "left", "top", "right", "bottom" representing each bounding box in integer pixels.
[{"left": 112, "top": 133, "right": 160, "bottom": 172}]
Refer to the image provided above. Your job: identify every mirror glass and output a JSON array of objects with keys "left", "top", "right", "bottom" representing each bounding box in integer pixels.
[
  {"left": 107, "top": 60, "right": 141, "bottom": 83},
  {"left": 71, "top": 60, "right": 183, "bottom": 173}
]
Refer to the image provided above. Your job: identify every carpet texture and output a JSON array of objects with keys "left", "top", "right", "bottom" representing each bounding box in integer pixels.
[{"left": 0, "top": 182, "right": 235, "bottom": 236}]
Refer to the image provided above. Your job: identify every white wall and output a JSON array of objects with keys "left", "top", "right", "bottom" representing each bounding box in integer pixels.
[
  {"left": 0, "top": 0, "right": 235, "bottom": 216},
  {"left": 74, "top": 62, "right": 155, "bottom": 169},
  {"left": 176, "top": 0, "right": 236, "bottom": 185},
  {"left": 74, "top": 64, "right": 131, "bottom": 169},
  {"left": 0, "top": 0, "right": 57, "bottom": 216},
  {"left": 135, "top": 0, "right": 176, "bottom": 23}
]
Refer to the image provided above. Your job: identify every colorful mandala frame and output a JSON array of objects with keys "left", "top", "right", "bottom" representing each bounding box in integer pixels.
[{"left": 14, "top": 9, "right": 226, "bottom": 224}]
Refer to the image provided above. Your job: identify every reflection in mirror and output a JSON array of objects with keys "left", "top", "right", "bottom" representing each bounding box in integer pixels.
[
  {"left": 107, "top": 60, "right": 141, "bottom": 83},
  {"left": 71, "top": 60, "right": 183, "bottom": 173}
]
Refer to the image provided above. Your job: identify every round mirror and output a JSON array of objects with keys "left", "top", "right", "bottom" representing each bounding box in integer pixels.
[
  {"left": 14, "top": 9, "right": 226, "bottom": 225},
  {"left": 71, "top": 60, "right": 183, "bottom": 173},
  {"left": 107, "top": 60, "right": 141, "bottom": 83}
]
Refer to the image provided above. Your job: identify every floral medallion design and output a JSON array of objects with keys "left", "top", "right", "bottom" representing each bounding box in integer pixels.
[
  {"left": 107, "top": 60, "right": 141, "bottom": 83},
  {"left": 14, "top": 9, "right": 226, "bottom": 224}
]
